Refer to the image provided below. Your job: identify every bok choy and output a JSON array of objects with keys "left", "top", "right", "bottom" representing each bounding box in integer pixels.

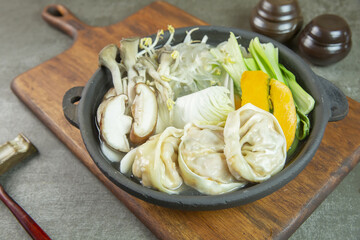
[
  {"left": 248, "top": 37, "right": 286, "bottom": 85},
  {"left": 279, "top": 64, "right": 315, "bottom": 115},
  {"left": 280, "top": 64, "right": 314, "bottom": 140},
  {"left": 248, "top": 37, "right": 315, "bottom": 141}
]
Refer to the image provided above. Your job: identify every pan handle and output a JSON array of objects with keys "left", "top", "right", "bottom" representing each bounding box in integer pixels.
[
  {"left": 316, "top": 75, "right": 349, "bottom": 122},
  {"left": 62, "top": 87, "right": 84, "bottom": 129}
]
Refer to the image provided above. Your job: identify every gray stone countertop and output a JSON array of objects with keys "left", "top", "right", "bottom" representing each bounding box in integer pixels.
[{"left": 0, "top": 0, "right": 359, "bottom": 239}]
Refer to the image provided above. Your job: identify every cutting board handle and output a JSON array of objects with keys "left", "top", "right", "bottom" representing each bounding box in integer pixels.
[{"left": 41, "top": 4, "right": 88, "bottom": 39}]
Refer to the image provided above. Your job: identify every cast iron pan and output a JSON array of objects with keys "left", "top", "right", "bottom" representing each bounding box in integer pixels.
[{"left": 62, "top": 26, "right": 348, "bottom": 210}]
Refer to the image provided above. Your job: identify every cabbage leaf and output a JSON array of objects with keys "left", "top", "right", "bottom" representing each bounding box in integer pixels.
[{"left": 172, "top": 86, "right": 234, "bottom": 128}]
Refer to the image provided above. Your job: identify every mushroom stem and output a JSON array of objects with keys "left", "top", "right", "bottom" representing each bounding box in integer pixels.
[
  {"left": 139, "top": 56, "right": 175, "bottom": 134},
  {"left": 139, "top": 57, "right": 173, "bottom": 103},
  {"left": 157, "top": 47, "right": 174, "bottom": 76},
  {"left": 98, "top": 44, "right": 123, "bottom": 95},
  {"left": 134, "top": 63, "right": 146, "bottom": 79},
  {"left": 120, "top": 38, "right": 140, "bottom": 104}
]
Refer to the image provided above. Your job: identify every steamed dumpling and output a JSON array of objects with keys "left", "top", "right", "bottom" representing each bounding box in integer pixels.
[
  {"left": 178, "top": 123, "right": 247, "bottom": 195},
  {"left": 120, "top": 127, "right": 184, "bottom": 194},
  {"left": 224, "top": 103, "right": 286, "bottom": 182}
]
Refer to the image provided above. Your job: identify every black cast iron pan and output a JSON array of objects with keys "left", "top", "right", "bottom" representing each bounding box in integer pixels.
[{"left": 62, "top": 26, "right": 348, "bottom": 210}]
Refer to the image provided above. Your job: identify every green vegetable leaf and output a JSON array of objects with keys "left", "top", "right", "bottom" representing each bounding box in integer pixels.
[
  {"left": 248, "top": 37, "right": 287, "bottom": 85},
  {"left": 244, "top": 58, "right": 260, "bottom": 71},
  {"left": 296, "top": 109, "right": 311, "bottom": 140},
  {"left": 279, "top": 64, "right": 315, "bottom": 115},
  {"left": 287, "top": 131, "right": 300, "bottom": 156}
]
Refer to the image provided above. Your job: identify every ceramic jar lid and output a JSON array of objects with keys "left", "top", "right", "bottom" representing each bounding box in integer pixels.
[
  {"left": 298, "top": 14, "right": 352, "bottom": 66},
  {"left": 250, "top": 0, "right": 303, "bottom": 43},
  {"left": 304, "top": 14, "right": 351, "bottom": 45}
]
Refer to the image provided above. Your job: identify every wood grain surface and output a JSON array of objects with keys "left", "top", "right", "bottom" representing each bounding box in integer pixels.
[{"left": 10, "top": 1, "right": 360, "bottom": 239}]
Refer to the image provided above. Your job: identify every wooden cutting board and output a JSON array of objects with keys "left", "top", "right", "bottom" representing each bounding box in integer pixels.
[{"left": 11, "top": 2, "right": 360, "bottom": 239}]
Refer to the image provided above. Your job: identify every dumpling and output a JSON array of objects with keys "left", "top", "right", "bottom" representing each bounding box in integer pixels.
[
  {"left": 224, "top": 103, "right": 286, "bottom": 182},
  {"left": 178, "top": 123, "right": 247, "bottom": 195},
  {"left": 120, "top": 127, "right": 184, "bottom": 194}
]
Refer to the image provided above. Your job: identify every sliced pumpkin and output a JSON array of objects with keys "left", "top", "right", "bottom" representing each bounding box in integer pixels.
[
  {"left": 240, "top": 71, "right": 270, "bottom": 111},
  {"left": 234, "top": 94, "right": 242, "bottom": 110},
  {"left": 269, "top": 79, "right": 297, "bottom": 150}
]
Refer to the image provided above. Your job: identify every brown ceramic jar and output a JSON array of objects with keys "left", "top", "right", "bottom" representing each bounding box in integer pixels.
[
  {"left": 298, "top": 14, "right": 352, "bottom": 66},
  {"left": 250, "top": 0, "right": 303, "bottom": 43}
]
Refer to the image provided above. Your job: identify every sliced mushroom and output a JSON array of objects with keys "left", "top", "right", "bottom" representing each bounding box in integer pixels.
[
  {"left": 130, "top": 83, "right": 158, "bottom": 145},
  {"left": 98, "top": 44, "right": 123, "bottom": 95},
  {"left": 104, "top": 88, "right": 116, "bottom": 99},
  {"left": 100, "top": 95, "right": 132, "bottom": 152},
  {"left": 97, "top": 97, "right": 111, "bottom": 126},
  {"left": 96, "top": 88, "right": 117, "bottom": 125}
]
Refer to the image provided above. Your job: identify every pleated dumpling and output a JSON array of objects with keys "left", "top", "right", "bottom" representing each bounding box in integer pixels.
[
  {"left": 224, "top": 103, "right": 286, "bottom": 182},
  {"left": 178, "top": 123, "right": 247, "bottom": 195},
  {"left": 120, "top": 127, "right": 184, "bottom": 194}
]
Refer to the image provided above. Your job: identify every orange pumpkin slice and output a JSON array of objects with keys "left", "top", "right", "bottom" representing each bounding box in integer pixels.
[
  {"left": 240, "top": 71, "right": 270, "bottom": 111},
  {"left": 269, "top": 79, "right": 297, "bottom": 150}
]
